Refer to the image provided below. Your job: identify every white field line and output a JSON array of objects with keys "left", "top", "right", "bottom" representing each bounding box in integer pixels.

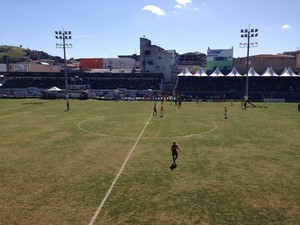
[
  {"left": 176, "top": 119, "right": 218, "bottom": 138},
  {"left": 88, "top": 113, "right": 154, "bottom": 225}
]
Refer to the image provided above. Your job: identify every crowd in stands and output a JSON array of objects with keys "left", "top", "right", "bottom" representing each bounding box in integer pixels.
[
  {"left": 2, "top": 76, "right": 161, "bottom": 91},
  {"left": 4, "top": 78, "right": 65, "bottom": 89},
  {"left": 2, "top": 73, "right": 300, "bottom": 101},
  {"left": 88, "top": 78, "right": 160, "bottom": 90},
  {"left": 175, "top": 76, "right": 300, "bottom": 100}
]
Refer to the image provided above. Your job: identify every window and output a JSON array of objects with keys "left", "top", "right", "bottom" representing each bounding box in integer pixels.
[
  {"left": 145, "top": 50, "right": 151, "bottom": 55},
  {"left": 214, "top": 57, "right": 227, "bottom": 61}
]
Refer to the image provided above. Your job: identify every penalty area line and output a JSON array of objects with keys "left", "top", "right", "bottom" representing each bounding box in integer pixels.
[{"left": 88, "top": 113, "right": 153, "bottom": 225}]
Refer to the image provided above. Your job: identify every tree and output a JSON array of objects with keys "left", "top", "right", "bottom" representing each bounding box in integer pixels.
[{"left": 0, "top": 45, "right": 64, "bottom": 64}]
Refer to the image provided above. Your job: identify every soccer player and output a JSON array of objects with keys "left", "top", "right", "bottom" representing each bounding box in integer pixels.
[
  {"left": 178, "top": 97, "right": 182, "bottom": 108},
  {"left": 298, "top": 103, "right": 300, "bottom": 112},
  {"left": 160, "top": 105, "right": 164, "bottom": 117},
  {"left": 224, "top": 107, "right": 228, "bottom": 119},
  {"left": 171, "top": 142, "right": 181, "bottom": 163},
  {"left": 66, "top": 100, "right": 70, "bottom": 111},
  {"left": 153, "top": 102, "right": 157, "bottom": 116}
]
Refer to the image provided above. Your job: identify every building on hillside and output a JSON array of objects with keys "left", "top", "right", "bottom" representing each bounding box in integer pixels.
[
  {"left": 4, "top": 63, "right": 62, "bottom": 72},
  {"left": 118, "top": 54, "right": 141, "bottom": 71},
  {"left": 173, "top": 52, "right": 207, "bottom": 80},
  {"left": 283, "top": 50, "right": 300, "bottom": 74},
  {"left": 103, "top": 58, "right": 136, "bottom": 72},
  {"left": 178, "top": 52, "right": 206, "bottom": 67},
  {"left": 80, "top": 58, "right": 104, "bottom": 72},
  {"left": 80, "top": 57, "right": 136, "bottom": 73},
  {"left": 234, "top": 54, "right": 296, "bottom": 75},
  {"left": 140, "top": 37, "right": 179, "bottom": 83},
  {"left": 28, "top": 62, "right": 62, "bottom": 72},
  {"left": 296, "top": 51, "right": 300, "bottom": 74},
  {"left": 206, "top": 47, "right": 233, "bottom": 75},
  {"left": 0, "top": 64, "right": 7, "bottom": 72}
]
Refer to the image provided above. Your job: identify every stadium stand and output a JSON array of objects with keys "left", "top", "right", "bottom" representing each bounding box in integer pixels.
[
  {"left": 174, "top": 76, "right": 300, "bottom": 101},
  {"left": 0, "top": 72, "right": 162, "bottom": 99}
]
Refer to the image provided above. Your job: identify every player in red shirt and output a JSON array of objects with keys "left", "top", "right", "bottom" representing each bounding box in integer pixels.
[{"left": 171, "top": 142, "right": 181, "bottom": 163}]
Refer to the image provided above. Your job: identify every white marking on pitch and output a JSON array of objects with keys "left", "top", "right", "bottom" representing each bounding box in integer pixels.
[
  {"left": 77, "top": 118, "right": 110, "bottom": 137},
  {"left": 78, "top": 118, "right": 217, "bottom": 140},
  {"left": 177, "top": 119, "right": 218, "bottom": 138},
  {"left": 88, "top": 113, "right": 153, "bottom": 225}
]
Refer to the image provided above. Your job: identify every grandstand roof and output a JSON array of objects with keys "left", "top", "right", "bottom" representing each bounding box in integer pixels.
[
  {"left": 178, "top": 67, "right": 193, "bottom": 76},
  {"left": 248, "top": 67, "right": 260, "bottom": 76},
  {"left": 280, "top": 66, "right": 298, "bottom": 77},
  {"left": 47, "top": 86, "right": 61, "bottom": 92},
  {"left": 194, "top": 67, "right": 207, "bottom": 76},
  {"left": 262, "top": 67, "right": 278, "bottom": 76},
  {"left": 176, "top": 66, "right": 299, "bottom": 77},
  {"left": 209, "top": 67, "right": 224, "bottom": 77},
  {"left": 226, "top": 67, "right": 242, "bottom": 77}
]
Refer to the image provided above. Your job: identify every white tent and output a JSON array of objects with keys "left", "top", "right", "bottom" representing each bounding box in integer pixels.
[
  {"left": 261, "top": 67, "right": 278, "bottom": 77},
  {"left": 248, "top": 66, "right": 260, "bottom": 76},
  {"left": 47, "top": 86, "right": 61, "bottom": 92},
  {"left": 194, "top": 67, "right": 208, "bottom": 77},
  {"left": 226, "top": 67, "right": 242, "bottom": 77},
  {"left": 269, "top": 67, "right": 279, "bottom": 76},
  {"left": 209, "top": 67, "right": 224, "bottom": 77},
  {"left": 280, "top": 67, "right": 298, "bottom": 77},
  {"left": 177, "top": 67, "right": 193, "bottom": 76}
]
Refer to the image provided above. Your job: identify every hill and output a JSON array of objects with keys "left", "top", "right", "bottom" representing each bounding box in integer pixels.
[{"left": 0, "top": 45, "right": 64, "bottom": 64}]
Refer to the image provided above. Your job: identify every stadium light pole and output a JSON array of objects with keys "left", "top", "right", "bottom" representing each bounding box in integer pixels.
[
  {"left": 240, "top": 27, "right": 258, "bottom": 101},
  {"left": 55, "top": 30, "right": 72, "bottom": 99}
]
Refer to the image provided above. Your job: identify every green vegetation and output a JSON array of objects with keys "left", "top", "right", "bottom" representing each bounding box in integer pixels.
[
  {"left": 0, "top": 99, "right": 299, "bottom": 225},
  {"left": 0, "top": 45, "right": 64, "bottom": 63}
]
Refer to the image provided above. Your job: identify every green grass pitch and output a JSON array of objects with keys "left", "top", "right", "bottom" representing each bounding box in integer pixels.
[{"left": 0, "top": 99, "right": 299, "bottom": 225}]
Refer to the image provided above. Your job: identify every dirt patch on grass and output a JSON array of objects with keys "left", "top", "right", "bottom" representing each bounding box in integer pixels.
[{"left": 245, "top": 194, "right": 289, "bottom": 209}]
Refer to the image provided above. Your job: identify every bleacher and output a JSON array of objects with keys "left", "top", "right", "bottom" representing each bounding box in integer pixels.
[
  {"left": 0, "top": 72, "right": 163, "bottom": 98},
  {"left": 175, "top": 76, "right": 300, "bottom": 101}
]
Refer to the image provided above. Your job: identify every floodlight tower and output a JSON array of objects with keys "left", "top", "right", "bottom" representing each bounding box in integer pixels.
[
  {"left": 240, "top": 27, "right": 258, "bottom": 101},
  {"left": 55, "top": 30, "right": 72, "bottom": 99}
]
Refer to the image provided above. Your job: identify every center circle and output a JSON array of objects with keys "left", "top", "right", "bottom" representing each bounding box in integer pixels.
[{"left": 77, "top": 116, "right": 217, "bottom": 139}]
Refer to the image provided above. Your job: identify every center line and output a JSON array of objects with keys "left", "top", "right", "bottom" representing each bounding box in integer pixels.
[{"left": 88, "top": 112, "right": 154, "bottom": 225}]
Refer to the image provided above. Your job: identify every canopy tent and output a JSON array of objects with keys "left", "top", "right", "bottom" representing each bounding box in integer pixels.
[
  {"left": 247, "top": 66, "right": 260, "bottom": 76},
  {"left": 176, "top": 66, "right": 298, "bottom": 77},
  {"left": 280, "top": 67, "right": 298, "bottom": 77},
  {"left": 269, "top": 67, "right": 279, "bottom": 76},
  {"left": 226, "top": 67, "right": 243, "bottom": 77},
  {"left": 47, "top": 86, "right": 61, "bottom": 92},
  {"left": 261, "top": 67, "right": 279, "bottom": 77},
  {"left": 177, "top": 67, "right": 193, "bottom": 76},
  {"left": 194, "top": 67, "right": 208, "bottom": 77},
  {"left": 209, "top": 67, "right": 224, "bottom": 77}
]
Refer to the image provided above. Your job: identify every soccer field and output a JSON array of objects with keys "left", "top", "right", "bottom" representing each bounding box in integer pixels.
[{"left": 0, "top": 99, "right": 299, "bottom": 225}]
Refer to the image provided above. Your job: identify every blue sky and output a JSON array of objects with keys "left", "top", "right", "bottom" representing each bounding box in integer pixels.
[{"left": 1, "top": 0, "right": 299, "bottom": 59}]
